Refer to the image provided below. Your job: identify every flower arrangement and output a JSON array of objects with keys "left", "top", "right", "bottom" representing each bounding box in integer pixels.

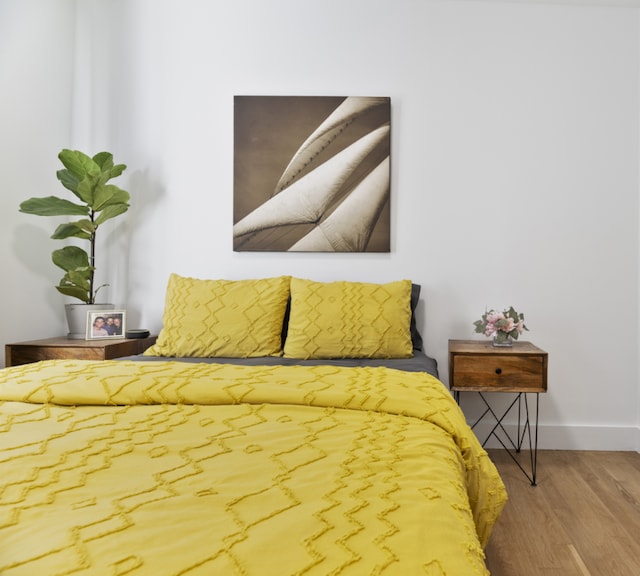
[{"left": 473, "top": 306, "right": 528, "bottom": 345}]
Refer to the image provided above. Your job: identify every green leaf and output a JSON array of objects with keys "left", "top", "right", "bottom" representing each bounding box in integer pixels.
[
  {"left": 76, "top": 171, "right": 103, "bottom": 206},
  {"left": 52, "top": 245, "right": 90, "bottom": 272},
  {"left": 19, "top": 196, "right": 89, "bottom": 217},
  {"left": 93, "top": 184, "right": 130, "bottom": 212},
  {"left": 58, "top": 149, "right": 98, "bottom": 180},
  {"left": 51, "top": 220, "right": 95, "bottom": 240},
  {"left": 64, "top": 269, "right": 91, "bottom": 291},
  {"left": 56, "top": 284, "right": 90, "bottom": 303},
  {"left": 109, "top": 163, "right": 126, "bottom": 178},
  {"left": 92, "top": 151, "right": 114, "bottom": 171},
  {"left": 95, "top": 203, "right": 129, "bottom": 225},
  {"left": 56, "top": 169, "right": 80, "bottom": 196}
]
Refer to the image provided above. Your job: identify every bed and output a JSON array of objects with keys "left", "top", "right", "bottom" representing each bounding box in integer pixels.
[{"left": 0, "top": 276, "right": 507, "bottom": 575}]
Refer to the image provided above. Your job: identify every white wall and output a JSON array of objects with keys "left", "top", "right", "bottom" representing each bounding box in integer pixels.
[
  {"left": 0, "top": 0, "right": 77, "bottom": 341},
  {"left": 1, "top": 0, "right": 639, "bottom": 450}
]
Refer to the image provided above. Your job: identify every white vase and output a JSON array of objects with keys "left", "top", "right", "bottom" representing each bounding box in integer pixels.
[{"left": 65, "top": 303, "right": 115, "bottom": 339}]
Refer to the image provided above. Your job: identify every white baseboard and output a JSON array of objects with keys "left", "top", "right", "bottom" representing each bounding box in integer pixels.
[{"left": 468, "top": 421, "right": 640, "bottom": 451}]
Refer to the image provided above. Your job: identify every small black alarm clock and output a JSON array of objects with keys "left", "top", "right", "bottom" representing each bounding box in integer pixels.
[{"left": 125, "top": 329, "right": 150, "bottom": 339}]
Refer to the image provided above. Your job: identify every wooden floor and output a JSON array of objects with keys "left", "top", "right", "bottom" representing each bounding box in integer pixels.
[{"left": 485, "top": 450, "right": 640, "bottom": 576}]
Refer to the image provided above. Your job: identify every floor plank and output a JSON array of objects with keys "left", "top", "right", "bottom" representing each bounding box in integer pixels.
[{"left": 485, "top": 450, "right": 640, "bottom": 576}]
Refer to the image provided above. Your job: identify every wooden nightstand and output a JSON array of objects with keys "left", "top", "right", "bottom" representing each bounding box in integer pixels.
[
  {"left": 448, "top": 339, "right": 548, "bottom": 485},
  {"left": 5, "top": 336, "right": 157, "bottom": 367}
]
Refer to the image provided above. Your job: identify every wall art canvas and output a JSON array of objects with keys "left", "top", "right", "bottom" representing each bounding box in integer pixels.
[{"left": 234, "top": 96, "right": 391, "bottom": 252}]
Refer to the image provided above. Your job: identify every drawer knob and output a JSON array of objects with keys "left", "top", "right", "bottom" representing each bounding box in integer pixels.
[{"left": 495, "top": 368, "right": 502, "bottom": 375}]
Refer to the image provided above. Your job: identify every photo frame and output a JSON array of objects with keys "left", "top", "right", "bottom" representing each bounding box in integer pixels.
[{"left": 86, "top": 310, "right": 127, "bottom": 340}]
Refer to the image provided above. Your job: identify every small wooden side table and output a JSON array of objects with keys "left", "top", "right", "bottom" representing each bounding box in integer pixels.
[
  {"left": 5, "top": 336, "right": 158, "bottom": 367},
  {"left": 448, "top": 339, "right": 548, "bottom": 485}
]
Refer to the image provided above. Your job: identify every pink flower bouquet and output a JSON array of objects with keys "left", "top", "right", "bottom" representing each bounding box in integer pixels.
[{"left": 473, "top": 307, "right": 528, "bottom": 344}]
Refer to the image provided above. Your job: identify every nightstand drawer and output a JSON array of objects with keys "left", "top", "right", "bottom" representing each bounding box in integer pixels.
[{"left": 453, "top": 354, "right": 546, "bottom": 391}]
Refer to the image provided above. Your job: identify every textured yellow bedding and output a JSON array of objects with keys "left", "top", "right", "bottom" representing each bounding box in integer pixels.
[{"left": 0, "top": 360, "right": 506, "bottom": 575}]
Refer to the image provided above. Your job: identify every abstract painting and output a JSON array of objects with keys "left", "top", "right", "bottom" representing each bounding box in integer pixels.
[{"left": 233, "top": 96, "right": 391, "bottom": 252}]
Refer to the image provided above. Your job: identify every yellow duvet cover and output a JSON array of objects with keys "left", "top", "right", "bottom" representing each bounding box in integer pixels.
[{"left": 0, "top": 360, "right": 506, "bottom": 575}]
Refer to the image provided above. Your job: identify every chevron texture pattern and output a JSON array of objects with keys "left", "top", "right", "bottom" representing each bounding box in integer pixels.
[
  {"left": 0, "top": 360, "right": 506, "bottom": 575},
  {"left": 146, "top": 274, "right": 291, "bottom": 358},
  {"left": 284, "top": 278, "right": 414, "bottom": 359}
]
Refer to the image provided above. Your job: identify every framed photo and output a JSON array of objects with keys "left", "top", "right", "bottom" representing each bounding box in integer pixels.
[{"left": 86, "top": 310, "right": 127, "bottom": 340}]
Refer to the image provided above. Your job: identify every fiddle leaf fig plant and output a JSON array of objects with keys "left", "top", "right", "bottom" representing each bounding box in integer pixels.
[{"left": 19, "top": 149, "right": 130, "bottom": 304}]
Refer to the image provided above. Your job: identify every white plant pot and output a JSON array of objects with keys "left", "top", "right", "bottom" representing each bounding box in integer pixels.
[{"left": 65, "top": 303, "right": 115, "bottom": 339}]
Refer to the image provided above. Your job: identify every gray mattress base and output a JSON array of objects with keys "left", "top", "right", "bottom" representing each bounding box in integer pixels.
[{"left": 120, "top": 350, "right": 439, "bottom": 379}]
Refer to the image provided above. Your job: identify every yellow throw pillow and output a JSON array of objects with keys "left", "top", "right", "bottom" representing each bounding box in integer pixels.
[
  {"left": 145, "top": 274, "right": 291, "bottom": 358},
  {"left": 283, "top": 278, "right": 413, "bottom": 359}
]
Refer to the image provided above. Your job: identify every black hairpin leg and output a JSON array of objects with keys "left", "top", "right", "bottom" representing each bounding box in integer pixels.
[{"left": 457, "top": 391, "right": 540, "bottom": 486}]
